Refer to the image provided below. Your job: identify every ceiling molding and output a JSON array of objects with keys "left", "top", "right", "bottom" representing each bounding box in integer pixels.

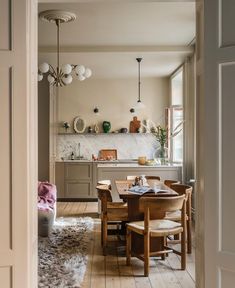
[{"left": 38, "top": 45, "right": 194, "bottom": 54}]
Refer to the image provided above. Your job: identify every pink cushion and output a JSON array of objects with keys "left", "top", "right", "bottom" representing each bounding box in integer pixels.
[{"left": 38, "top": 181, "right": 56, "bottom": 212}]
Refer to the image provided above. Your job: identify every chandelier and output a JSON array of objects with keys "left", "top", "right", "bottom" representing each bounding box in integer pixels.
[{"left": 38, "top": 10, "right": 92, "bottom": 87}]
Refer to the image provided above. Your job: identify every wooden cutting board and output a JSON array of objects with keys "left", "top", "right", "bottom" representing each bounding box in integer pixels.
[
  {"left": 130, "top": 116, "right": 141, "bottom": 133},
  {"left": 99, "top": 149, "right": 117, "bottom": 160}
]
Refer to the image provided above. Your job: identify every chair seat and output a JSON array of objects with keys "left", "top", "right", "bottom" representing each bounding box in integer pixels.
[
  {"left": 127, "top": 219, "right": 183, "bottom": 236},
  {"left": 165, "top": 210, "right": 188, "bottom": 221}
]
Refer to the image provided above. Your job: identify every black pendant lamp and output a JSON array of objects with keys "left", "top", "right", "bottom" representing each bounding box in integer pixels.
[{"left": 135, "top": 57, "right": 145, "bottom": 109}]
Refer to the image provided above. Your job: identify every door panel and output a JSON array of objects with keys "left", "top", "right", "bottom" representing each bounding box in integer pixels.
[
  {"left": 0, "top": 68, "right": 12, "bottom": 251},
  {"left": 220, "top": 0, "right": 235, "bottom": 48},
  {"left": 220, "top": 63, "right": 235, "bottom": 254},
  {"left": 0, "top": 1, "right": 13, "bottom": 284},
  {"left": 0, "top": 0, "right": 11, "bottom": 50},
  {"left": 198, "top": 0, "right": 235, "bottom": 287},
  {"left": 0, "top": 0, "right": 37, "bottom": 287}
]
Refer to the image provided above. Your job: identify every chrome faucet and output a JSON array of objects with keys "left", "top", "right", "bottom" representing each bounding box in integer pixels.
[{"left": 78, "top": 142, "right": 81, "bottom": 158}]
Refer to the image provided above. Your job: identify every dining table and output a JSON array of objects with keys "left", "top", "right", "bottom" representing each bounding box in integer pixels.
[
  {"left": 115, "top": 179, "right": 178, "bottom": 220},
  {"left": 115, "top": 179, "right": 178, "bottom": 254}
]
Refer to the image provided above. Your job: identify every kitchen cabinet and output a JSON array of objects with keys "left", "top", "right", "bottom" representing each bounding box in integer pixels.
[
  {"left": 55, "top": 162, "right": 95, "bottom": 199},
  {"left": 55, "top": 161, "right": 182, "bottom": 200}
]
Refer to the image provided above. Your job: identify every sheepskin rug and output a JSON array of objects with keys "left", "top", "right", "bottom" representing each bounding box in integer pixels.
[{"left": 38, "top": 217, "right": 94, "bottom": 288}]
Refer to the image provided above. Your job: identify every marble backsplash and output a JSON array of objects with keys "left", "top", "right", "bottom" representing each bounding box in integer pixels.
[{"left": 57, "top": 133, "right": 159, "bottom": 160}]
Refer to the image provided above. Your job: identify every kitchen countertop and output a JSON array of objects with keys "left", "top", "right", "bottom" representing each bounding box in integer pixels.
[
  {"left": 56, "top": 159, "right": 139, "bottom": 163},
  {"left": 55, "top": 159, "right": 182, "bottom": 168},
  {"left": 97, "top": 163, "right": 182, "bottom": 168}
]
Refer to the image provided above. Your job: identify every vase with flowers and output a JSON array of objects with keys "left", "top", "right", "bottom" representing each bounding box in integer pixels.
[
  {"left": 152, "top": 125, "right": 169, "bottom": 165},
  {"left": 142, "top": 118, "right": 184, "bottom": 165}
]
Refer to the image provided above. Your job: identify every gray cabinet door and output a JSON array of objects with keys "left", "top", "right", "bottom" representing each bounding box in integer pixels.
[
  {"left": 57, "top": 162, "right": 94, "bottom": 199},
  {"left": 65, "top": 181, "right": 92, "bottom": 198},
  {"left": 65, "top": 163, "right": 91, "bottom": 180}
]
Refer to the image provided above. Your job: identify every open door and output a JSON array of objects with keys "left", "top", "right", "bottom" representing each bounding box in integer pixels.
[
  {"left": 0, "top": 0, "right": 37, "bottom": 287},
  {"left": 196, "top": 0, "right": 235, "bottom": 287}
]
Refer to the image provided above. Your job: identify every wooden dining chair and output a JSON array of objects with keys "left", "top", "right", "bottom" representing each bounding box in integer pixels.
[
  {"left": 97, "top": 179, "right": 111, "bottom": 188},
  {"left": 126, "top": 194, "right": 186, "bottom": 276},
  {"left": 164, "top": 179, "right": 180, "bottom": 188},
  {"left": 96, "top": 185, "right": 128, "bottom": 255},
  {"left": 97, "top": 180, "right": 112, "bottom": 215},
  {"left": 164, "top": 184, "right": 193, "bottom": 254}
]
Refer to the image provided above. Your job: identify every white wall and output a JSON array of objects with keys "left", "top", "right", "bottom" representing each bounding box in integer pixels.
[{"left": 57, "top": 77, "right": 169, "bottom": 133}]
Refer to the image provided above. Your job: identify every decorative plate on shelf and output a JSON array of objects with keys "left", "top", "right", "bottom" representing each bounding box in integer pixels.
[{"left": 73, "top": 116, "right": 86, "bottom": 133}]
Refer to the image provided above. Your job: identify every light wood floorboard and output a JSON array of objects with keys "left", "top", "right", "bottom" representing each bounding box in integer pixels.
[{"left": 56, "top": 202, "right": 195, "bottom": 288}]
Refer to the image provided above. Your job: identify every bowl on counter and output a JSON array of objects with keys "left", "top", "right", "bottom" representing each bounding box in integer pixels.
[
  {"left": 138, "top": 156, "right": 146, "bottom": 165},
  {"left": 145, "top": 159, "right": 156, "bottom": 166},
  {"left": 120, "top": 128, "right": 128, "bottom": 133}
]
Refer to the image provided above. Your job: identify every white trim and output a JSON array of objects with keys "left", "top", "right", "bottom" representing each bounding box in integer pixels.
[{"left": 27, "top": 0, "right": 38, "bottom": 286}]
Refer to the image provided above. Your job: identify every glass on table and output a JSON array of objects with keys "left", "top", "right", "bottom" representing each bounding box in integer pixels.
[{"left": 152, "top": 181, "right": 161, "bottom": 193}]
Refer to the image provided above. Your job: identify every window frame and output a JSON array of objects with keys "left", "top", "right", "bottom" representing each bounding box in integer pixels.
[{"left": 169, "top": 66, "right": 184, "bottom": 164}]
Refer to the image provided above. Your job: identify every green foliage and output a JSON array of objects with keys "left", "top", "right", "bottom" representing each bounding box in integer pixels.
[{"left": 152, "top": 125, "right": 168, "bottom": 147}]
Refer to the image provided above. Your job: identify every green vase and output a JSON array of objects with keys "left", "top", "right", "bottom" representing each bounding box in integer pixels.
[{"left": 102, "top": 121, "right": 111, "bottom": 133}]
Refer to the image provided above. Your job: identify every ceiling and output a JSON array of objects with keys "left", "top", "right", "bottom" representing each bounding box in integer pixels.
[{"left": 38, "top": 2, "right": 195, "bottom": 78}]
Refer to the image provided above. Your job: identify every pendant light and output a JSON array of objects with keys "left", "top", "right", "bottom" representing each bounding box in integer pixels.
[
  {"left": 38, "top": 10, "right": 92, "bottom": 87},
  {"left": 135, "top": 57, "right": 145, "bottom": 109}
]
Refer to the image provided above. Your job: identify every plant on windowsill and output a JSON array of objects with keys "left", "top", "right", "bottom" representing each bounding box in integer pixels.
[
  {"left": 152, "top": 125, "right": 169, "bottom": 165},
  {"left": 143, "top": 120, "right": 184, "bottom": 165}
]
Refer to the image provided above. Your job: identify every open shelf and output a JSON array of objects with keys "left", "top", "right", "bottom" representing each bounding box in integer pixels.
[{"left": 58, "top": 132, "right": 152, "bottom": 135}]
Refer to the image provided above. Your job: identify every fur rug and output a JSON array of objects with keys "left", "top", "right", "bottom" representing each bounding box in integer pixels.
[{"left": 38, "top": 217, "right": 94, "bottom": 288}]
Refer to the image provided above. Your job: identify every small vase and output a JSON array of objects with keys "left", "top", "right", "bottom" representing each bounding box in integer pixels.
[
  {"left": 153, "top": 144, "right": 169, "bottom": 165},
  {"left": 102, "top": 121, "right": 111, "bottom": 133}
]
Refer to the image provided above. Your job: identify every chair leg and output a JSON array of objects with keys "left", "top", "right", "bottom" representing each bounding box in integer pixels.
[
  {"left": 181, "top": 230, "right": 186, "bottom": 270},
  {"left": 161, "top": 237, "right": 166, "bottom": 260},
  {"left": 126, "top": 228, "right": 131, "bottom": 266},
  {"left": 103, "top": 217, "right": 107, "bottom": 256},
  {"left": 187, "top": 219, "right": 192, "bottom": 254},
  {"left": 174, "top": 234, "right": 180, "bottom": 240},
  {"left": 144, "top": 232, "right": 150, "bottom": 277},
  {"left": 101, "top": 221, "right": 103, "bottom": 246}
]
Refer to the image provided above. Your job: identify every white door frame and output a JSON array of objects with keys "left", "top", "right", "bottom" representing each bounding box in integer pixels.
[
  {"left": 36, "top": 1, "right": 209, "bottom": 288},
  {"left": 0, "top": 0, "right": 38, "bottom": 287}
]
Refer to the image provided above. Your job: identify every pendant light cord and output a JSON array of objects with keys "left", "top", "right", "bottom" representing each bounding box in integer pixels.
[
  {"left": 136, "top": 58, "right": 142, "bottom": 102},
  {"left": 138, "top": 60, "right": 140, "bottom": 102},
  {"left": 56, "top": 19, "right": 60, "bottom": 75}
]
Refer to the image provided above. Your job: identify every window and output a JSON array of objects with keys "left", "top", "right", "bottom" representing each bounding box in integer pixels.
[{"left": 170, "top": 68, "right": 184, "bottom": 163}]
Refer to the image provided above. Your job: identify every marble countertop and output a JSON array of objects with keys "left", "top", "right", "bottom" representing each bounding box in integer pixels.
[
  {"left": 97, "top": 163, "right": 182, "bottom": 168},
  {"left": 55, "top": 159, "right": 182, "bottom": 168},
  {"left": 56, "top": 159, "right": 138, "bottom": 163}
]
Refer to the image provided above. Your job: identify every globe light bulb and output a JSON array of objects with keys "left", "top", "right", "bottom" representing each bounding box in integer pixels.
[
  {"left": 135, "top": 100, "right": 145, "bottom": 110},
  {"left": 75, "top": 65, "right": 85, "bottom": 75},
  {"left": 62, "top": 74, "right": 73, "bottom": 85},
  {"left": 47, "top": 74, "right": 55, "bottom": 84},
  {"left": 61, "top": 64, "right": 72, "bottom": 75},
  {"left": 39, "top": 62, "right": 49, "bottom": 73},
  {"left": 78, "top": 74, "right": 85, "bottom": 81},
  {"left": 84, "top": 68, "right": 92, "bottom": 78},
  {"left": 38, "top": 74, "right": 43, "bottom": 82}
]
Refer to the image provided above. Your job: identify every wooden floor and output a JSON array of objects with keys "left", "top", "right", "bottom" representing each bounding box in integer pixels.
[{"left": 57, "top": 202, "right": 195, "bottom": 288}]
